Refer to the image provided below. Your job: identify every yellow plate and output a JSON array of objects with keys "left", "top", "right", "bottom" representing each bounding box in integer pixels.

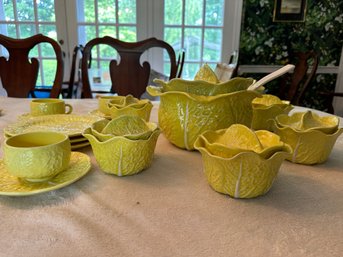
[
  {"left": 4, "top": 114, "right": 102, "bottom": 137},
  {"left": 0, "top": 152, "right": 91, "bottom": 196},
  {"left": 89, "top": 109, "right": 111, "bottom": 119}
]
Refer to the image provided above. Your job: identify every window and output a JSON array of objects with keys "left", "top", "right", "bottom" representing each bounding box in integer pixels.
[{"left": 0, "top": 0, "right": 242, "bottom": 82}]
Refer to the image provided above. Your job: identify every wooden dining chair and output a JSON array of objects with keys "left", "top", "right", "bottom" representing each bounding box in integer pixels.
[
  {"left": 81, "top": 37, "right": 178, "bottom": 98},
  {"left": 61, "top": 45, "right": 84, "bottom": 98},
  {"left": 0, "top": 34, "right": 64, "bottom": 98},
  {"left": 277, "top": 51, "right": 319, "bottom": 106}
]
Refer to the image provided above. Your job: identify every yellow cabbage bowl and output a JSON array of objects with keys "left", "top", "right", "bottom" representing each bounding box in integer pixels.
[
  {"left": 194, "top": 124, "right": 292, "bottom": 198},
  {"left": 251, "top": 94, "right": 293, "bottom": 131},
  {"left": 83, "top": 117, "right": 160, "bottom": 176},
  {"left": 147, "top": 77, "right": 260, "bottom": 150},
  {"left": 105, "top": 95, "right": 153, "bottom": 121},
  {"left": 272, "top": 111, "right": 343, "bottom": 164}
]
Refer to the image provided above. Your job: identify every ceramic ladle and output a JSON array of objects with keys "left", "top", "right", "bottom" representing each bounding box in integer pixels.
[{"left": 247, "top": 64, "right": 295, "bottom": 91}]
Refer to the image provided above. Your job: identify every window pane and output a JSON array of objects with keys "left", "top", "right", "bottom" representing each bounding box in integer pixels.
[
  {"left": 80, "top": 0, "right": 95, "bottom": 22},
  {"left": 164, "top": 0, "right": 182, "bottom": 25},
  {"left": 39, "top": 24, "right": 57, "bottom": 40},
  {"left": 39, "top": 42, "right": 55, "bottom": 58},
  {"left": 40, "top": 59, "right": 57, "bottom": 86},
  {"left": 37, "top": 0, "right": 55, "bottom": 22},
  {"left": 183, "top": 63, "right": 200, "bottom": 79},
  {"left": 99, "top": 44, "right": 117, "bottom": 58},
  {"left": 185, "top": 0, "right": 203, "bottom": 26},
  {"left": 78, "top": 25, "right": 96, "bottom": 45},
  {"left": 16, "top": 0, "right": 35, "bottom": 21},
  {"left": 118, "top": 26, "right": 136, "bottom": 42},
  {"left": 164, "top": 27, "right": 182, "bottom": 51},
  {"left": 98, "top": 0, "right": 116, "bottom": 23},
  {"left": 99, "top": 25, "right": 116, "bottom": 38},
  {"left": 203, "top": 28, "right": 222, "bottom": 61},
  {"left": 205, "top": 0, "right": 224, "bottom": 26},
  {"left": 184, "top": 28, "right": 201, "bottom": 61},
  {"left": 118, "top": 0, "right": 136, "bottom": 24},
  {"left": 1, "top": 1, "right": 15, "bottom": 21},
  {"left": 19, "top": 23, "right": 36, "bottom": 38}
]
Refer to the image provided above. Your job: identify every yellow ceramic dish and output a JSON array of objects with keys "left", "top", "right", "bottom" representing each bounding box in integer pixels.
[
  {"left": 276, "top": 111, "right": 339, "bottom": 134},
  {"left": 107, "top": 95, "right": 153, "bottom": 121},
  {"left": 91, "top": 116, "right": 157, "bottom": 141},
  {"left": 98, "top": 95, "right": 122, "bottom": 115},
  {"left": 147, "top": 77, "right": 260, "bottom": 150},
  {"left": 4, "top": 114, "right": 102, "bottom": 137},
  {"left": 194, "top": 130, "right": 292, "bottom": 199},
  {"left": 272, "top": 120, "right": 343, "bottom": 164},
  {"left": 83, "top": 126, "right": 161, "bottom": 176},
  {"left": 251, "top": 94, "right": 293, "bottom": 130},
  {"left": 0, "top": 152, "right": 91, "bottom": 196},
  {"left": 4, "top": 132, "right": 71, "bottom": 182},
  {"left": 89, "top": 109, "right": 111, "bottom": 120},
  {"left": 194, "top": 63, "right": 219, "bottom": 83}
]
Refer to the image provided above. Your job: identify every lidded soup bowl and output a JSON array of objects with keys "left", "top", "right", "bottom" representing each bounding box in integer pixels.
[
  {"left": 83, "top": 115, "right": 160, "bottom": 176},
  {"left": 106, "top": 95, "right": 153, "bottom": 121},
  {"left": 147, "top": 77, "right": 260, "bottom": 150},
  {"left": 194, "top": 124, "right": 292, "bottom": 198},
  {"left": 272, "top": 111, "right": 342, "bottom": 165},
  {"left": 4, "top": 131, "right": 71, "bottom": 182},
  {"left": 251, "top": 94, "right": 293, "bottom": 131}
]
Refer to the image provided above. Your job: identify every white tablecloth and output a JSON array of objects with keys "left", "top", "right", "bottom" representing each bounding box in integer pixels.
[{"left": 0, "top": 97, "right": 342, "bottom": 257}]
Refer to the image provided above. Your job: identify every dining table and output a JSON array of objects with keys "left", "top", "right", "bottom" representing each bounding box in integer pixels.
[{"left": 0, "top": 96, "right": 342, "bottom": 257}]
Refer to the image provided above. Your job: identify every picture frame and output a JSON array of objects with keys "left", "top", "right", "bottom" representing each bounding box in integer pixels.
[{"left": 273, "top": 0, "right": 307, "bottom": 22}]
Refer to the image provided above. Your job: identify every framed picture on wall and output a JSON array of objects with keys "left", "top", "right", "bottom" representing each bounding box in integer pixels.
[{"left": 273, "top": 0, "right": 307, "bottom": 22}]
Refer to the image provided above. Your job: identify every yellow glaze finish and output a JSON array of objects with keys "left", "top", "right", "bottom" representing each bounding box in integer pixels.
[
  {"left": 194, "top": 63, "right": 219, "bottom": 83},
  {"left": 0, "top": 152, "right": 91, "bottom": 196},
  {"left": 91, "top": 116, "right": 157, "bottom": 141},
  {"left": 98, "top": 95, "right": 123, "bottom": 115},
  {"left": 147, "top": 77, "right": 260, "bottom": 150},
  {"left": 83, "top": 126, "right": 161, "bottom": 176},
  {"left": 4, "top": 132, "right": 71, "bottom": 182},
  {"left": 89, "top": 109, "right": 111, "bottom": 120},
  {"left": 194, "top": 135, "right": 291, "bottom": 198},
  {"left": 272, "top": 121, "right": 343, "bottom": 164},
  {"left": 4, "top": 114, "right": 102, "bottom": 137},
  {"left": 251, "top": 94, "right": 293, "bottom": 130},
  {"left": 30, "top": 99, "right": 73, "bottom": 116},
  {"left": 276, "top": 111, "right": 339, "bottom": 134}
]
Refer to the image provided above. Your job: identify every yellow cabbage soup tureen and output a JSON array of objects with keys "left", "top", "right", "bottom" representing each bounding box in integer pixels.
[
  {"left": 194, "top": 124, "right": 292, "bottom": 198},
  {"left": 147, "top": 64, "right": 261, "bottom": 150},
  {"left": 272, "top": 111, "right": 343, "bottom": 165},
  {"left": 251, "top": 94, "right": 293, "bottom": 131},
  {"left": 83, "top": 115, "right": 160, "bottom": 176}
]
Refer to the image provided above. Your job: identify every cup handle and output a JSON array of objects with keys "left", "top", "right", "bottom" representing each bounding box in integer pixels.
[{"left": 65, "top": 104, "right": 73, "bottom": 114}]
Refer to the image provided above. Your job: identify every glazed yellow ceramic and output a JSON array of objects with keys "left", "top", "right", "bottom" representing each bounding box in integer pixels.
[
  {"left": 91, "top": 116, "right": 157, "bottom": 141},
  {"left": 272, "top": 119, "right": 343, "bottom": 165},
  {"left": 107, "top": 95, "right": 153, "bottom": 121},
  {"left": 194, "top": 132, "right": 292, "bottom": 198},
  {"left": 0, "top": 152, "right": 91, "bottom": 196},
  {"left": 4, "top": 114, "right": 102, "bottom": 137},
  {"left": 89, "top": 109, "right": 111, "bottom": 120},
  {"left": 251, "top": 94, "right": 293, "bottom": 130},
  {"left": 4, "top": 132, "right": 71, "bottom": 182},
  {"left": 30, "top": 99, "right": 73, "bottom": 116},
  {"left": 194, "top": 63, "right": 219, "bottom": 83},
  {"left": 83, "top": 126, "right": 161, "bottom": 176},
  {"left": 98, "top": 95, "right": 123, "bottom": 115},
  {"left": 199, "top": 125, "right": 288, "bottom": 159},
  {"left": 276, "top": 111, "right": 339, "bottom": 134},
  {"left": 147, "top": 77, "right": 260, "bottom": 150}
]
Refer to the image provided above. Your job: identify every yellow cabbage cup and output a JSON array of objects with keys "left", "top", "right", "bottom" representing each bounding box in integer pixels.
[
  {"left": 194, "top": 126, "right": 292, "bottom": 198},
  {"left": 106, "top": 95, "right": 153, "bottom": 121},
  {"left": 83, "top": 123, "right": 160, "bottom": 176},
  {"left": 147, "top": 77, "right": 260, "bottom": 150},
  {"left": 272, "top": 114, "right": 343, "bottom": 164},
  {"left": 4, "top": 131, "right": 71, "bottom": 182},
  {"left": 251, "top": 94, "right": 293, "bottom": 131}
]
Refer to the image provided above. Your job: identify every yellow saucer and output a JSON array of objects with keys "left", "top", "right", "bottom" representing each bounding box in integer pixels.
[{"left": 0, "top": 152, "right": 91, "bottom": 196}]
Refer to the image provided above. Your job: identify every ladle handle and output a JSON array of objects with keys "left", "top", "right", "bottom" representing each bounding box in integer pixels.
[{"left": 247, "top": 64, "right": 295, "bottom": 91}]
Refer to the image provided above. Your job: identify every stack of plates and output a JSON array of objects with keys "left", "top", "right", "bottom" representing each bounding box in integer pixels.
[{"left": 4, "top": 114, "right": 102, "bottom": 150}]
